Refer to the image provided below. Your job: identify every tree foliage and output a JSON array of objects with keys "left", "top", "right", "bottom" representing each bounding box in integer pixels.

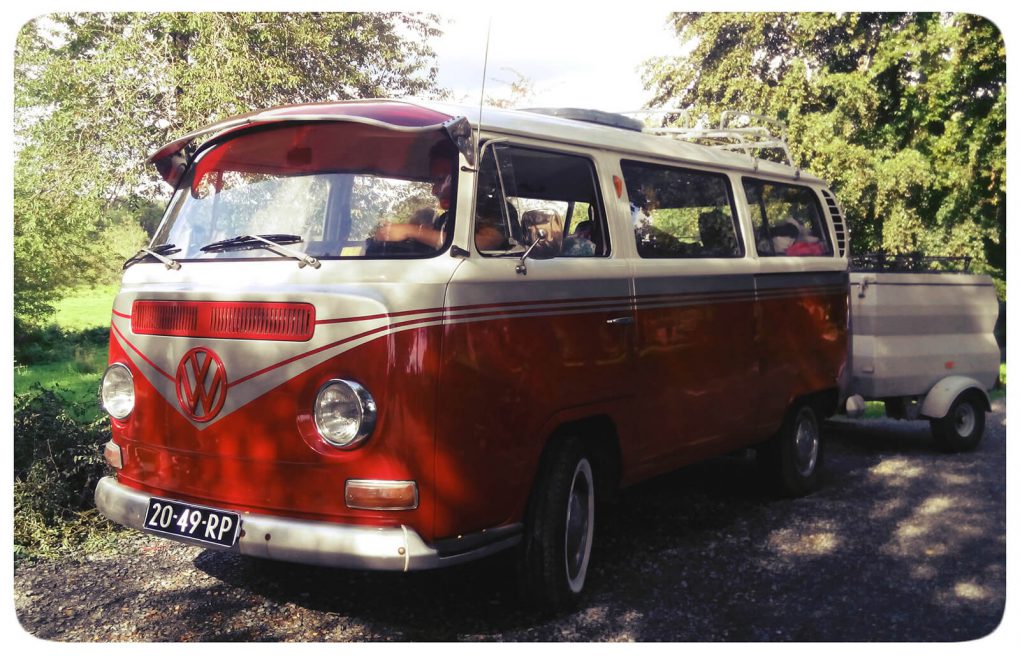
[
  {"left": 14, "top": 12, "right": 443, "bottom": 322},
  {"left": 643, "top": 13, "right": 1005, "bottom": 295}
]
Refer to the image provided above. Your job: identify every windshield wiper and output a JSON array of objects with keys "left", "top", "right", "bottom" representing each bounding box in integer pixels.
[
  {"left": 200, "top": 234, "right": 321, "bottom": 269},
  {"left": 124, "top": 243, "right": 181, "bottom": 270}
]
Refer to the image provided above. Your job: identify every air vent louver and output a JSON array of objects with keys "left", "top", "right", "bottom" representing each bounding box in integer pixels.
[{"left": 132, "top": 301, "right": 315, "bottom": 341}]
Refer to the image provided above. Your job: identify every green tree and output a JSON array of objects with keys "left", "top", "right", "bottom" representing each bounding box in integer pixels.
[
  {"left": 14, "top": 12, "right": 443, "bottom": 322},
  {"left": 642, "top": 13, "right": 1005, "bottom": 295}
]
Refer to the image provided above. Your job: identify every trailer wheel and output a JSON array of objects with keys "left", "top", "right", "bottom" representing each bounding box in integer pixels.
[
  {"left": 517, "top": 438, "right": 596, "bottom": 612},
  {"left": 930, "top": 391, "right": 985, "bottom": 453},
  {"left": 760, "top": 404, "right": 823, "bottom": 496}
]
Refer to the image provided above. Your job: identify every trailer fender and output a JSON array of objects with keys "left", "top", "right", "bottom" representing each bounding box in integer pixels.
[{"left": 920, "top": 376, "right": 991, "bottom": 419}]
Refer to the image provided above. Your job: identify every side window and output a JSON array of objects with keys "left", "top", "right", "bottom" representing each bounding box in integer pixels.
[
  {"left": 621, "top": 160, "right": 742, "bottom": 259},
  {"left": 742, "top": 179, "right": 833, "bottom": 257},
  {"left": 475, "top": 144, "right": 609, "bottom": 257}
]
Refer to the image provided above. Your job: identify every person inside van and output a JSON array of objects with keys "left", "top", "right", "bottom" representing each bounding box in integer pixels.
[
  {"left": 409, "top": 207, "right": 437, "bottom": 228},
  {"left": 370, "top": 162, "right": 507, "bottom": 252},
  {"left": 370, "top": 166, "right": 452, "bottom": 250},
  {"left": 471, "top": 190, "right": 514, "bottom": 251},
  {"left": 562, "top": 220, "right": 595, "bottom": 256}
]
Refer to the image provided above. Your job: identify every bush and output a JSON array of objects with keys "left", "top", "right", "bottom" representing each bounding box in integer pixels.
[
  {"left": 72, "top": 344, "right": 104, "bottom": 374},
  {"left": 14, "top": 319, "right": 108, "bottom": 366},
  {"left": 14, "top": 386, "right": 114, "bottom": 560}
]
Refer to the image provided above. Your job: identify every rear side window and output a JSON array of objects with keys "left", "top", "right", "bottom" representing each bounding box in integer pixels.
[
  {"left": 742, "top": 179, "right": 833, "bottom": 257},
  {"left": 621, "top": 160, "right": 742, "bottom": 259}
]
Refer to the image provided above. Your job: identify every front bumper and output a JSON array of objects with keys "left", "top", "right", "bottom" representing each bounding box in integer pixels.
[{"left": 95, "top": 476, "right": 519, "bottom": 572}]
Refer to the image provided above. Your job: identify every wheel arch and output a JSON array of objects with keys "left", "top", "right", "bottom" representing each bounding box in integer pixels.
[
  {"left": 797, "top": 386, "right": 841, "bottom": 419},
  {"left": 920, "top": 376, "right": 991, "bottom": 419},
  {"left": 519, "top": 414, "right": 622, "bottom": 521}
]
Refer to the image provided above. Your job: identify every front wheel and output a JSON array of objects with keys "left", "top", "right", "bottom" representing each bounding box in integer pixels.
[
  {"left": 930, "top": 391, "right": 985, "bottom": 453},
  {"left": 517, "top": 438, "right": 596, "bottom": 612},
  {"left": 760, "top": 403, "right": 823, "bottom": 497}
]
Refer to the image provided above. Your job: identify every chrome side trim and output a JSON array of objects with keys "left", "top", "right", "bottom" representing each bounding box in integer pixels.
[{"left": 94, "top": 477, "right": 519, "bottom": 571}]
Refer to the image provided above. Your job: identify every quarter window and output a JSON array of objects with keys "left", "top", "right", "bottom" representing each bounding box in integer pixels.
[
  {"left": 621, "top": 160, "right": 742, "bottom": 259},
  {"left": 742, "top": 179, "right": 833, "bottom": 257}
]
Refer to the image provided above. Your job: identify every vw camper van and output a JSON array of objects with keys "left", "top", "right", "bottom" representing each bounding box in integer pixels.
[{"left": 95, "top": 100, "right": 849, "bottom": 609}]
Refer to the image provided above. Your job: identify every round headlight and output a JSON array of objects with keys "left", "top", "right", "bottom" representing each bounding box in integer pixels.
[
  {"left": 314, "top": 379, "right": 376, "bottom": 448},
  {"left": 101, "top": 363, "right": 135, "bottom": 419}
]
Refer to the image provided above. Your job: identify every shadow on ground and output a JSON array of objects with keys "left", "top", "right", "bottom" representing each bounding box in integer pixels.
[{"left": 177, "top": 412, "right": 1005, "bottom": 640}]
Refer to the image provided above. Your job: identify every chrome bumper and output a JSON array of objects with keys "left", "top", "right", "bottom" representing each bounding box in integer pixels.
[{"left": 95, "top": 476, "right": 519, "bottom": 572}]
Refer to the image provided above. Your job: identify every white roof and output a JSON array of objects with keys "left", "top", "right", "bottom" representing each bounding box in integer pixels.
[{"left": 417, "top": 100, "right": 825, "bottom": 185}]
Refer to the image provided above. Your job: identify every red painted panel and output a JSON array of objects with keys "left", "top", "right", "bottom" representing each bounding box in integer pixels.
[
  {"left": 629, "top": 294, "right": 760, "bottom": 473},
  {"left": 756, "top": 289, "right": 848, "bottom": 430},
  {"left": 108, "top": 285, "right": 848, "bottom": 547},
  {"left": 108, "top": 325, "right": 441, "bottom": 541},
  {"left": 432, "top": 307, "right": 636, "bottom": 539}
]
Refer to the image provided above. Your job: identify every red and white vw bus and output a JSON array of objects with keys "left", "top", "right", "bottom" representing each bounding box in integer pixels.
[{"left": 95, "top": 100, "right": 849, "bottom": 609}]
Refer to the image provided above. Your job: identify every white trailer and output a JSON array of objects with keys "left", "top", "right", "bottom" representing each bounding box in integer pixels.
[{"left": 845, "top": 266, "right": 1001, "bottom": 451}]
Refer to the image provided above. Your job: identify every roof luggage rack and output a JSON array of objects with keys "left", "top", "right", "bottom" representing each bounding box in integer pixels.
[{"left": 622, "top": 109, "right": 797, "bottom": 169}]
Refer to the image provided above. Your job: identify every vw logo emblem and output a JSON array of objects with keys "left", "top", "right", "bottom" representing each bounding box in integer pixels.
[{"left": 175, "top": 347, "right": 228, "bottom": 422}]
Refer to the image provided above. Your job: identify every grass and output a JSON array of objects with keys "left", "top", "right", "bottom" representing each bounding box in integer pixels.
[
  {"left": 14, "top": 285, "right": 115, "bottom": 422},
  {"left": 49, "top": 284, "right": 118, "bottom": 331},
  {"left": 14, "top": 362, "right": 104, "bottom": 422}
]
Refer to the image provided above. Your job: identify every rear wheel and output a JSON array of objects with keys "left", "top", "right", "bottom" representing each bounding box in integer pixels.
[
  {"left": 930, "top": 391, "right": 985, "bottom": 452},
  {"left": 517, "top": 438, "right": 596, "bottom": 612},
  {"left": 760, "top": 403, "right": 823, "bottom": 496}
]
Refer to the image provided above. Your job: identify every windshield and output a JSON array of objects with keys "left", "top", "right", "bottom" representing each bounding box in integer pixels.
[{"left": 153, "top": 122, "right": 458, "bottom": 260}]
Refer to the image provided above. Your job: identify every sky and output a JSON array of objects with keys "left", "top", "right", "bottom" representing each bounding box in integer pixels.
[{"left": 429, "top": 10, "right": 687, "bottom": 112}]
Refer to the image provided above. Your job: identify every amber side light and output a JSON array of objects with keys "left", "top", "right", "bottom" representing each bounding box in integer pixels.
[
  {"left": 103, "top": 441, "right": 124, "bottom": 470},
  {"left": 345, "top": 480, "right": 418, "bottom": 511}
]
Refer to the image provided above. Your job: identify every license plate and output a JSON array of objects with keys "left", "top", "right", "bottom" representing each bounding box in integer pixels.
[{"left": 144, "top": 497, "right": 240, "bottom": 548}]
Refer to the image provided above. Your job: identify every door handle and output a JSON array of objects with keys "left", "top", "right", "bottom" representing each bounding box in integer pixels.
[{"left": 606, "top": 316, "right": 634, "bottom": 326}]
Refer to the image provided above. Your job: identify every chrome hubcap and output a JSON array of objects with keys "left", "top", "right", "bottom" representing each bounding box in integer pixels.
[
  {"left": 793, "top": 410, "right": 819, "bottom": 477},
  {"left": 564, "top": 459, "right": 594, "bottom": 593},
  {"left": 955, "top": 402, "right": 976, "bottom": 437}
]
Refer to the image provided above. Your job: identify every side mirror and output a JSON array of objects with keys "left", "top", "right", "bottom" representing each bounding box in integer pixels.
[
  {"left": 521, "top": 209, "right": 563, "bottom": 258},
  {"left": 516, "top": 229, "right": 547, "bottom": 275},
  {"left": 516, "top": 209, "right": 563, "bottom": 275}
]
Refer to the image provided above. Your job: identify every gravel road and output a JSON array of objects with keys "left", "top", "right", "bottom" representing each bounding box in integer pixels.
[{"left": 14, "top": 400, "right": 1007, "bottom": 642}]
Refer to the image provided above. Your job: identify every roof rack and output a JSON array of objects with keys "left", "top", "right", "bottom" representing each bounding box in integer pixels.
[
  {"left": 519, "top": 107, "right": 645, "bottom": 132},
  {"left": 622, "top": 109, "right": 797, "bottom": 169}
]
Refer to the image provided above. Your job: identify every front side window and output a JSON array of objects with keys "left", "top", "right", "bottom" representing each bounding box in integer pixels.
[
  {"left": 621, "top": 160, "right": 743, "bottom": 259},
  {"left": 742, "top": 179, "right": 833, "bottom": 257},
  {"left": 474, "top": 144, "right": 609, "bottom": 257},
  {"left": 153, "top": 122, "right": 458, "bottom": 260}
]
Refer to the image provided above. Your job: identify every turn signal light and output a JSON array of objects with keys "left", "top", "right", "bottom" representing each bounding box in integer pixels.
[
  {"left": 103, "top": 441, "right": 124, "bottom": 470},
  {"left": 345, "top": 480, "right": 418, "bottom": 511}
]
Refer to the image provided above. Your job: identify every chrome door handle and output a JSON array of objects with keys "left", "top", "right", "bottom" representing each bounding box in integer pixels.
[{"left": 606, "top": 316, "right": 634, "bottom": 326}]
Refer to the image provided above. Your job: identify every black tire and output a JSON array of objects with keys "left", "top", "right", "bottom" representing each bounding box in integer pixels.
[
  {"left": 930, "top": 391, "right": 985, "bottom": 453},
  {"left": 517, "top": 438, "right": 596, "bottom": 612},
  {"left": 759, "top": 403, "right": 823, "bottom": 497}
]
